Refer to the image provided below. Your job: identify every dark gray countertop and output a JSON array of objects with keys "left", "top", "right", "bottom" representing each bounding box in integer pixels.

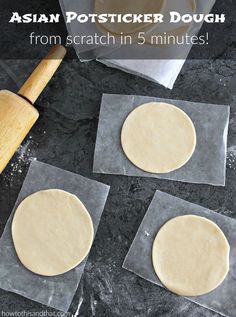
[{"left": 0, "top": 1, "right": 236, "bottom": 316}]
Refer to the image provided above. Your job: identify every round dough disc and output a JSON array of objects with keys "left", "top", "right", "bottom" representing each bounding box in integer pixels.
[
  {"left": 12, "top": 189, "right": 94, "bottom": 276},
  {"left": 152, "top": 215, "right": 230, "bottom": 296},
  {"left": 121, "top": 102, "right": 196, "bottom": 173}
]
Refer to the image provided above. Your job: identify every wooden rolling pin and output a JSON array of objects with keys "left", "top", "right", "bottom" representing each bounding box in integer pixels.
[{"left": 0, "top": 45, "right": 66, "bottom": 173}]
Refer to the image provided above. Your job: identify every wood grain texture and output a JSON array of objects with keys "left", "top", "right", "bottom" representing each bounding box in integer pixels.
[
  {"left": 0, "top": 91, "right": 39, "bottom": 173},
  {"left": 18, "top": 45, "right": 66, "bottom": 104},
  {"left": 0, "top": 45, "right": 66, "bottom": 173}
]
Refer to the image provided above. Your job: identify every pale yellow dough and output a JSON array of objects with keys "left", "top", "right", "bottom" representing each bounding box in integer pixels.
[
  {"left": 12, "top": 189, "right": 94, "bottom": 276},
  {"left": 94, "top": 0, "right": 196, "bottom": 47},
  {"left": 121, "top": 102, "right": 196, "bottom": 174},
  {"left": 145, "top": 0, "right": 196, "bottom": 45},
  {"left": 152, "top": 215, "right": 230, "bottom": 296},
  {"left": 94, "top": 0, "right": 166, "bottom": 35}
]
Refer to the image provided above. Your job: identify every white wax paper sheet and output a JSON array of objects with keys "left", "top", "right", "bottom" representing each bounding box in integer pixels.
[
  {"left": 123, "top": 190, "right": 236, "bottom": 317},
  {"left": 0, "top": 160, "right": 110, "bottom": 312},
  {"left": 93, "top": 94, "right": 229, "bottom": 186},
  {"left": 59, "top": 0, "right": 216, "bottom": 89}
]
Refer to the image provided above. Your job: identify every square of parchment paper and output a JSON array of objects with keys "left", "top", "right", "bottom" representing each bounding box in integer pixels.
[
  {"left": 93, "top": 94, "right": 229, "bottom": 186},
  {"left": 59, "top": 0, "right": 216, "bottom": 89},
  {"left": 123, "top": 190, "right": 236, "bottom": 317},
  {"left": 0, "top": 160, "right": 110, "bottom": 312}
]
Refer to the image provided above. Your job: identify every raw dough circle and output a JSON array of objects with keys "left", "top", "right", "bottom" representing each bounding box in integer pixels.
[
  {"left": 152, "top": 215, "right": 230, "bottom": 296},
  {"left": 12, "top": 189, "right": 94, "bottom": 276},
  {"left": 121, "top": 102, "right": 196, "bottom": 173}
]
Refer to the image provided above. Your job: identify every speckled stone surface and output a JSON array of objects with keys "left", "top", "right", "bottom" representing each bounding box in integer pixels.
[{"left": 0, "top": 1, "right": 236, "bottom": 317}]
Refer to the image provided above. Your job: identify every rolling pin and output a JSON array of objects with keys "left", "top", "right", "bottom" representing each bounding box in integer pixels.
[{"left": 0, "top": 45, "right": 66, "bottom": 173}]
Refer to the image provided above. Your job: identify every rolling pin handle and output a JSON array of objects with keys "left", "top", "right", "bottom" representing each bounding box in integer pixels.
[{"left": 18, "top": 45, "right": 67, "bottom": 104}]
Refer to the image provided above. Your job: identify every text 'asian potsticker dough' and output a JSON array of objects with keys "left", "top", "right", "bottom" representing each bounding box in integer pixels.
[{"left": 12, "top": 189, "right": 94, "bottom": 276}]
